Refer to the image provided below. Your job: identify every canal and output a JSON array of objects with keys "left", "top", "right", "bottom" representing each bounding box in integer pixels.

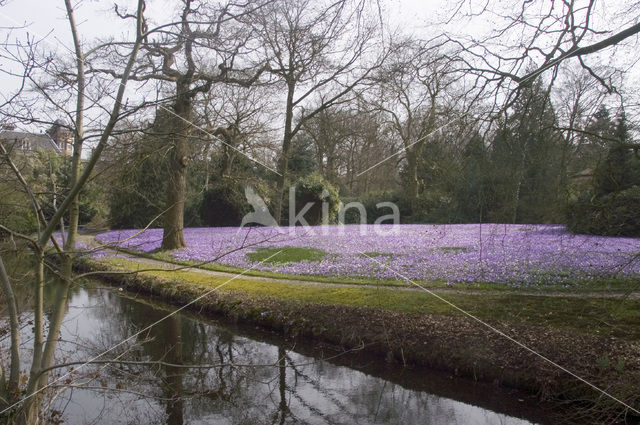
[{"left": 1, "top": 274, "right": 556, "bottom": 424}]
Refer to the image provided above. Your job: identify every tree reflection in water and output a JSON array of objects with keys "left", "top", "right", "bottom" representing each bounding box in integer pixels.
[{"left": 2, "top": 280, "right": 543, "bottom": 425}]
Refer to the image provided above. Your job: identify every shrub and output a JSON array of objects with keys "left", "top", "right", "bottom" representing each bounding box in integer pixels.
[
  {"left": 409, "top": 190, "right": 460, "bottom": 224},
  {"left": 566, "top": 192, "right": 602, "bottom": 235},
  {"left": 108, "top": 162, "right": 165, "bottom": 229},
  {"left": 285, "top": 173, "right": 340, "bottom": 225},
  {"left": 200, "top": 180, "right": 251, "bottom": 227},
  {"left": 567, "top": 142, "right": 640, "bottom": 236},
  {"left": 567, "top": 186, "right": 640, "bottom": 236},
  {"left": 0, "top": 183, "right": 38, "bottom": 236},
  {"left": 340, "top": 191, "right": 407, "bottom": 224},
  {"left": 607, "top": 186, "right": 640, "bottom": 236},
  {"left": 107, "top": 139, "right": 204, "bottom": 229}
]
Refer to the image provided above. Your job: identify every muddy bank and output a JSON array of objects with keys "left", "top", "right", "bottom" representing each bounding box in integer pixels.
[{"left": 76, "top": 258, "right": 640, "bottom": 423}]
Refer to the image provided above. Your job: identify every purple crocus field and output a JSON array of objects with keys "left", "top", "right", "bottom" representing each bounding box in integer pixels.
[{"left": 95, "top": 224, "right": 640, "bottom": 286}]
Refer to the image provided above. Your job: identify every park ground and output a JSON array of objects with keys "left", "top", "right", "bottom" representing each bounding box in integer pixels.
[{"left": 76, "top": 232, "right": 640, "bottom": 423}]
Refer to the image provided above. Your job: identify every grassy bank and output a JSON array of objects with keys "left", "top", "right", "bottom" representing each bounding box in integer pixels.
[
  {"left": 105, "top": 257, "right": 640, "bottom": 340},
  {"left": 79, "top": 256, "right": 640, "bottom": 423},
  {"left": 113, "top": 245, "right": 640, "bottom": 293}
]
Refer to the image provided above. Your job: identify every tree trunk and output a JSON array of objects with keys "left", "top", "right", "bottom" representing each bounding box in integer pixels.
[
  {"left": 162, "top": 85, "right": 191, "bottom": 250},
  {"left": 0, "top": 255, "right": 20, "bottom": 400},
  {"left": 277, "top": 345, "right": 288, "bottom": 424},
  {"left": 512, "top": 151, "right": 526, "bottom": 224},
  {"left": 406, "top": 150, "right": 420, "bottom": 213},
  {"left": 14, "top": 275, "right": 73, "bottom": 424},
  {"left": 163, "top": 316, "right": 184, "bottom": 425},
  {"left": 274, "top": 80, "right": 296, "bottom": 225},
  {"left": 65, "top": 153, "right": 81, "bottom": 254},
  {"left": 20, "top": 252, "right": 46, "bottom": 424},
  {"left": 64, "top": 0, "right": 85, "bottom": 256},
  {"left": 558, "top": 134, "right": 571, "bottom": 203},
  {"left": 215, "top": 126, "right": 238, "bottom": 179},
  {"left": 316, "top": 145, "right": 325, "bottom": 176},
  {"left": 37, "top": 280, "right": 71, "bottom": 390}
]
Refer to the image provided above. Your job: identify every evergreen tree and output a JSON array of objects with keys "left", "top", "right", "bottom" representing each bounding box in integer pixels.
[
  {"left": 108, "top": 112, "right": 207, "bottom": 229},
  {"left": 567, "top": 111, "right": 640, "bottom": 236},
  {"left": 455, "top": 132, "right": 492, "bottom": 222},
  {"left": 288, "top": 134, "right": 316, "bottom": 179},
  {"left": 572, "top": 104, "right": 616, "bottom": 174},
  {"left": 488, "top": 79, "right": 564, "bottom": 223}
]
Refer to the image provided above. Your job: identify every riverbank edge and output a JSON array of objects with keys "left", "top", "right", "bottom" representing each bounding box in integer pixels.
[{"left": 75, "top": 257, "right": 640, "bottom": 422}]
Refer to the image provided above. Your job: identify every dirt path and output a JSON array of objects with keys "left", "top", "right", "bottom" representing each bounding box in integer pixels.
[{"left": 77, "top": 233, "right": 640, "bottom": 300}]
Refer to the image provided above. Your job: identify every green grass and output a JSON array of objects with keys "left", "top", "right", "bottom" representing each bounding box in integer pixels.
[
  {"left": 148, "top": 250, "right": 640, "bottom": 293},
  {"left": 105, "top": 242, "right": 640, "bottom": 293},
  {"left": 104, "top": 257, "right": 640, "bottom": 341},
  {"left": 436, "top": 246, "right": 471, "bottom": 253},
  {"left": 360, "top": 252, "right": 394, "bottom": 258},
  {"left": 246, "top": 246, "right": 327, "bottom": 264},
  {"left": 112, "top": 246, "right": 412, "bottom": 287}
]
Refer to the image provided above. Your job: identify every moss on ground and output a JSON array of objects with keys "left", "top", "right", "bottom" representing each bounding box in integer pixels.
[{"left": 105, "top": 257, "right": 640, "bottom": 341}]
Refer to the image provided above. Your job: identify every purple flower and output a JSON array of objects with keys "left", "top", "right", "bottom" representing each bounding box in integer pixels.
[{"left": 96, "top": 224, "right": 640, "bottom": 286}]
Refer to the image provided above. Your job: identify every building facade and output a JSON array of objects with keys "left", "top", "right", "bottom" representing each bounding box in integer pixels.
[{"left": 0, "top": 122, "right": 73, "bottom": 156}]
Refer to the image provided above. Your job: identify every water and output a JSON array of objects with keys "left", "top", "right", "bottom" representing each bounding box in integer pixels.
[{"left": 2, "top": 278, "right": 553, "bottom": 424}]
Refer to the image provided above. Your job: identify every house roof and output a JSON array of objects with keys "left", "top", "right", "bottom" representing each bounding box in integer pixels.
[{"left": 0, "top": 130, "right": 62, "bottom": 154}]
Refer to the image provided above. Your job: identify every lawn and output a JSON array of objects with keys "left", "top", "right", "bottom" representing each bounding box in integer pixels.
[
  {"left": 96, "top": 224, "right": 640, "bottom": 288},
  {"left": 102, "top": 257, "right": 640, "bottom": 341}
]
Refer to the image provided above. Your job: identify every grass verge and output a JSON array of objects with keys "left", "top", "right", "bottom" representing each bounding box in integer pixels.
[
  {"left": 105, "top": 257, "right": 640, "bottom": 341},
  {"left": 104, "top": 244, "right": 640, "bottom": 293}
]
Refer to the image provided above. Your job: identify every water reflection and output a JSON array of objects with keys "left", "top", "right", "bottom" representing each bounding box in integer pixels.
[{"left": 3, "top": 279, "right": 545, "bottom": 424}]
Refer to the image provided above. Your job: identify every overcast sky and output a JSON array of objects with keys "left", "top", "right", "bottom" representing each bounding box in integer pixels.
[
  {"left": 0, "top": 0, "right": 454, "bottom": 124},
  {"left": 0, "top": 0, "right": 448, "bottom": 45},
  {"left": 1, "top": 0, "right": 638, "bottom": 129}
]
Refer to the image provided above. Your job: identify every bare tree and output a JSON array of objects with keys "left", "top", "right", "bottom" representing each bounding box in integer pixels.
[
  {"left": 61, "top": 0, "right": 85, "bottom": 264},
  {"left": 372, "top": 40, "right": 459, "bottom": 210},
  {"left": 299, "top": 104, "right": 399, "bottom": 195},
  {"left": 447, "top": 0, "right": 640, "bottom": 112},
  {"left": 252, "top": 0, "right": 385, "bottom": 223},
  {"left": 0, "top": 1, "right": 147, "bottom": 422},
  {"left": 98, "top": 0, "right": 269, "bottom": 250},
  {"left": 200, "top": 84, "right": 277, "bottom": 182},
  {"left": 553, "top": 65, "right": 607, "bottom": 193}
]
